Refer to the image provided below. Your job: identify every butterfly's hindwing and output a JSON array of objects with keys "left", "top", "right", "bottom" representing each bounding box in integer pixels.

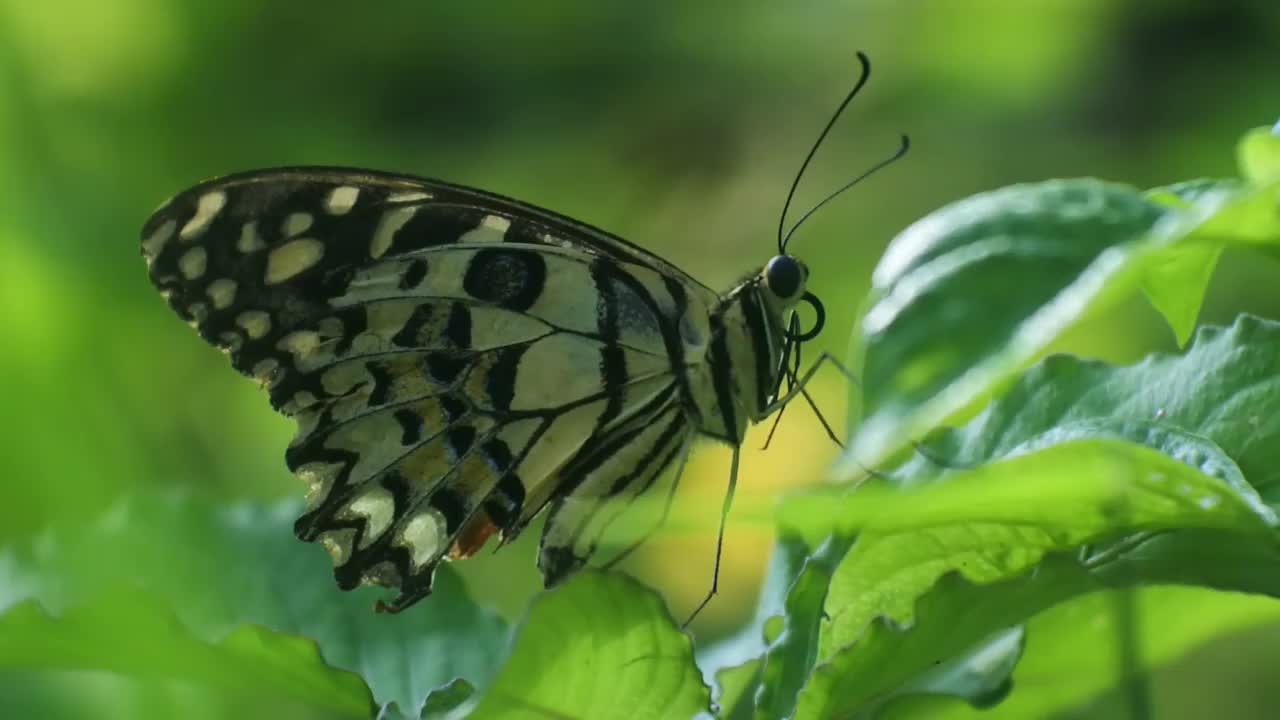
[{"left": 141, "top": 167, "right": 727, "bottom": 609}]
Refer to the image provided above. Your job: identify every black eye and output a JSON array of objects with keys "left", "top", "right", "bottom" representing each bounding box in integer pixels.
[{"left": 765, "top": 255, "right": 803, "bottom": 299}]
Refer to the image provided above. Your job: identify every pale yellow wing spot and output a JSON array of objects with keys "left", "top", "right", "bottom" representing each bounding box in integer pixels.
[
  {"left": 398, "top": 510, "right": 448, "bottom": 569},
  {"left": 459, "top": 214, "right": 511, "bottom": 243},
  {"left": 179, "top": 190, "right": 227, "bottom": 240},
  {"left": 265, "top": 237, "right": 325, "bottom": 284},
  {"left": 250, "top": 357, "right": 280, "bottom": 386},
  {"left": 282, "top": 212, "right": 314, "bottom": 238},
  {"left": 319, "top": 528, "right": 356, "bottom": 566},
  {"left": 344, "top": 486, "right": 397, "bottom": 549},
  {"left": 236, "top": 310, "right": 272, "bottom": 339},
  {"left": 277, "top": 329, "right": 322, "bottom": 359},
  {"left": 387, "top": 191, "right": 432, "bottom": 203},
  {"left": 324, "top": 186, "right": 360, "bottom": 215},
  {"left": 141, "top": 218, "right": 177, "bottom": 263},
  {"left": 237, "top": 221, "right": 266, "bottom": 253},
  {"left": 216, "top": 331, "right": 243, "bottom": 354},
  {"left": 298, "top": 458, "right": 349, "bottom": 509},
  {"left": 178, "top": 246, "right": 208, "bottom": 280},
  {"left": 370, "top": 206, "right": 416, "bottom": 259},
  {"left": 186, "top": 301, "right": 209, "bottom": 325},
  {"left": 205, "top": 278, "right": 237, "bottom": 310}
]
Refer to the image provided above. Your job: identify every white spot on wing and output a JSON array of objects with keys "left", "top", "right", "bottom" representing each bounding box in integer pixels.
[
  {"left": 277, "top": 329, "right": 321, "bottom": 358},
  {"left": 483, "top": 214, "right": 511, "bottom": 232},
  {"left": 217, "top": 331, "right": 244, "bottom": 353},
  {"left": 399, "top": 510, "right": 446, "bottom": 568},
  {"left": 387, "top": 191, "right": 432, "bottom": 203},
  {"left": 251, "top": 357, "right": 280, "bottom": 386},
  {"left": 348, "top": 487, "right": 396, "bottom": 548},
  {"left": 186, "top": 302, "right": 209, "bottom": 324},
  {"left": 460, "top": 214, "right": 512, "bottom": 243},
  {"left": 206, "top": 278, "right": 237, "bottom": 309},
  {"left": 178, "top": 246, "right": 207, "bottom": 279},
  {"left": 180, "top": 191, "right": 227, "bottom": 240},
  {"left": 370, "top": 206, "right": 416, "bottom": 259},
  {"left": 319, "top": 529, "right": 355, "bottom": 565},
  {"left": 265, "top": 237, "right": 325, "bottom": 284},
  {"left": 236, "top": 310, "right": 271, "bottom": 339},
  {"left": 325, "top": 186, "right": 360, "bottom": 215},
  {"left": 237, "top": 221, "right": 266, "bottom": 253},
  {"left": 282, "top": 212, "right": 314, "bottom": 237},
  {"left": 141, "top": 218, "right": 177, "bottom": 262}
]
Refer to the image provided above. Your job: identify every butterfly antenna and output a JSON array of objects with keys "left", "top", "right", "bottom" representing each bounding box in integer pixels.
[
  {"left": 780, "top": 133, "right": 909, "bottom": 251},
  {"left": 777, "top": 51, "right": 874, "bottom": 255}
]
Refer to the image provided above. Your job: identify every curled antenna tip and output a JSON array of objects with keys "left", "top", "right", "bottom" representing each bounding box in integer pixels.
[
  {"left": 775, "top": 52, "right": 877, "bottom": 254},
  {"left": 780, "top": 131, "right": 911, "bottom": 251}
]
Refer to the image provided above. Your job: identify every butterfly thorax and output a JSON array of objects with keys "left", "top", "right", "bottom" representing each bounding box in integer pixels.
[{"left": 689, "top": 256, "right": 810, "bottom": 445}]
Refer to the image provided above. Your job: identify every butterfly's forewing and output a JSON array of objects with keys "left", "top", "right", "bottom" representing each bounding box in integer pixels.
[{"left": 141, "top": 168, "right": 715, "bottom": 610}]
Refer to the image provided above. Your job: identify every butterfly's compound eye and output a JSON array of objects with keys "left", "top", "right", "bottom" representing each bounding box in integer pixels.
[{"left": 765, "top": 255, "right": 805, "bottom": 300}]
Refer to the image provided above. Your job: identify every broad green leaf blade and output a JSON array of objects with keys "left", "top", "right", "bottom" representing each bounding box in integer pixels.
[
  {"left": 794, "top": 557, "right": 1096, "bottom": 720},
  {"left": 897, "top": 314, "right": 1280, "bottom": 494},
  {"left": 775, "top": 315, "right": 1280, "bottom": 718},
  {"left": 844, "top": 175, "right": 1280, "bottom": 472},
  {"left": 845, "top": 179, "right": 1168, "bottom": 470},
  {"left": 6, "top": 497, "right": 509, "bottom": 716},
  {"left": 780, "top": 438, "right": 1275, "bottom": 542},
  {"left": 879, "top": 587, "right": 1280, "bottom": 719},
  {"left": 0, "top": 595, "right": 373, "bottom": 719},
  {"left": 466, "top": 572, "right": 710, "bottom": 719}
]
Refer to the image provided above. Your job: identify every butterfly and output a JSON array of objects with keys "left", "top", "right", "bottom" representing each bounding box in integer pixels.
[{"left": 140, "top": 52, "right": 904, "bottom": 618}]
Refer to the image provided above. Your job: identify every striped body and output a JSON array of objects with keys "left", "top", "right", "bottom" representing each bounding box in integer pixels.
[{"left": 141, "top": 167, "right": 807, "bottom": 610}]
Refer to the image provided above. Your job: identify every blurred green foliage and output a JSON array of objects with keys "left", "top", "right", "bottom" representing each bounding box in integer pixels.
[{"left": 3, "top": 1, "right": 1280, "bottom": 718}]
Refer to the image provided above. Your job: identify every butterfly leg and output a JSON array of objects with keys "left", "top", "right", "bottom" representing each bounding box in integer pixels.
[
  {"left": 766, "top": 351, "right": 968, "bottom": 472},
  {"left": 683, "top": 444, "right": 740, "bottom": 628}
]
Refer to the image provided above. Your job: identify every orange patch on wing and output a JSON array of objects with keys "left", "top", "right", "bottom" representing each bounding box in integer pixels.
[{"left": 448, "top": 512, "right": 499, "bottom": 559}]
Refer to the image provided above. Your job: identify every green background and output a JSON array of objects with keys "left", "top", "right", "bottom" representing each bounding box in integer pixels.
[{"left": 3, "top": 1, "right": 1279, "bottom": 717}]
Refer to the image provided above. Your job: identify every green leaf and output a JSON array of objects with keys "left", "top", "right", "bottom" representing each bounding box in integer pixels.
[
  {"left": 712, "top": 658, "right": 761, "bottom": 720},
  {"left": 845, "top": 179, "right": 1168, "bottom": 470},
  {"left": 419, "top": 678, "right": 476, "bottom": 719},
  {"left": 899, "top": 314, "right": 1280, "bottom": 494},
  {"left": 753, "top": 536, "right": 855, "bottom": 720},
  {"left": 889, "top": 626, "right": 1023, "bottom": 710},
  {"left": 843, "top": 178, "right": 1280, "bottom": 472},
  {"left": 879, "top": 587, "right": 1280, "bottom": 719},
  {"left": 697, "top": 535, "right": 810, "bottom": 718},
  {"left": 0, "top": 595, "right": 373, "bottom": 719},
  {"left": 6, "top": 497, "right": 509, "bottom": 716},
  {"left": 1238, "top": 124, "right": 1280, "bottom": 184},
  {"left": 1138, "top": 240, "right": 1222, "bottom": 346},
  {"left": 772, "top": 315, "right": 1280, "bottom": 717},
  {"left": 465, "top": 572, "right": 710, "bottom": 719},
  {"left": 794, "top": 557, "right": 1096, "bottom": 720},
  {"left": 780, "top": 438, "right": 1275, "bottom": 541}
]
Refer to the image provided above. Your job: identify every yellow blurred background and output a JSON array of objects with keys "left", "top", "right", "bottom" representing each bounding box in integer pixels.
[{"left": 3, "top": 1, "right": 1279, "bottom": 717}]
